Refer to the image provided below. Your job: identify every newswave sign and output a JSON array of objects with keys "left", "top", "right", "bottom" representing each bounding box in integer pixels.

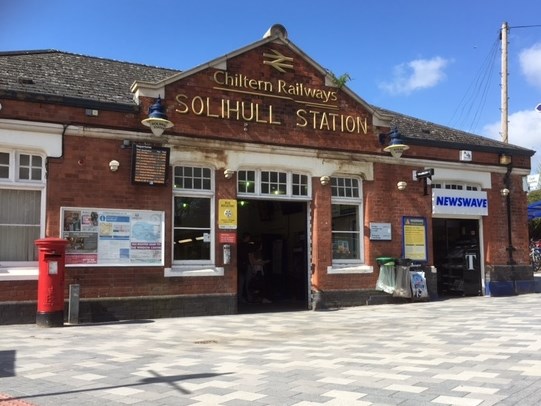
[{"left": 432, "top": 189, "right": 488, "bottom": 216}]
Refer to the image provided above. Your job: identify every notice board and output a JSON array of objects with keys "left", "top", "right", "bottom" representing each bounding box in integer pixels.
[
  {"left": 61, "top": 207, "right": 164, "bottom": 266},
  {"left": 402, "top": 216, "right": 428, "bottom": 262}
]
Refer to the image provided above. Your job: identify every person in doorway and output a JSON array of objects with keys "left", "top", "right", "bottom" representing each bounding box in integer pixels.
[
  {"left": 237, "top": 232, "right": 254, "bottom": 303},
  {"left": 248, "top": 243, "right": 271, "bottom": 303}
]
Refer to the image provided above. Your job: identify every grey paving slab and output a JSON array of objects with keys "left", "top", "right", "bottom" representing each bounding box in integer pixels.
[{"left": 0, "top": 294, "right": 541, "bottom": 405}]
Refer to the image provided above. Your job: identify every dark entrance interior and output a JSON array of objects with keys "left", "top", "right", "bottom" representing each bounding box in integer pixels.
[
  {"left": 433, "top": 218, "right": 482, "bottom": 296},
  {"left": 237, "top": 199, "right": 308, "bottom": 313}
]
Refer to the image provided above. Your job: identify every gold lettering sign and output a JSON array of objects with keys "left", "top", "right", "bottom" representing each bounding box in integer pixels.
[
  {"left": 131, "top": 145, "right": 170, "bottom": 185},
  {"left": 174, "top": 47, "right": 369, "bottom": 135},
  {"left": 175, "top": 94, "right": 367, "bottom": 134}
]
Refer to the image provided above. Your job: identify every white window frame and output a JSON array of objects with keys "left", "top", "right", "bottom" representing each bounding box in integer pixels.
[
  {"left": 237, "top": 169, "right": 311, "bottom": 200},
  {"left": 16, "top": 152, "right": 44, "bottom": 182},
  {"left": 168, "top": 165, "right": 222, "bottom": 277},
  {"left": 0, "top": 149, "right": 46, "bottom": 280},
  {"left": 432, "top": 181, "right": 479, "bottom": 191},
  {"left": 328, "top": 175, "right": 372, "bottom": 274}
]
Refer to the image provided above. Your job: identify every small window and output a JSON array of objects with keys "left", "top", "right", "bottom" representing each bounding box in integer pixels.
[
  {"left": 0, "top": 152, "right": 9, "bottom": 179},
  {"left": 261, "top": 171, "right": 287, "bottom": 195},
  {"left": 292, "top": 174, "right": 308, "bottom": 196},
  {"left": 237, "top": 170, "right": 310, "bottom": 198},
  {"left": 432, "top": 182, "right": 478, "bottom": 191},
  {"left": 238, "top": 170, "right": 255, "bottom": 194},
  {"left": 332, "top": 177, "right": 359, "bottom": 198},
  {"left": 18, "top": 153, "right": 43, "bottom": 181},
  {"left": 174, "top": 166, "right": 212, "bottom": 190}
]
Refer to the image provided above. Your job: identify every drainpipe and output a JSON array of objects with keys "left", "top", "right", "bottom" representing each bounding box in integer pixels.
[{"left": 504, "top": 163, "right": 515, "bottom": 265}]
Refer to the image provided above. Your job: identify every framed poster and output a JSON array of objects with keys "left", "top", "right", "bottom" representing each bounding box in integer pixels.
[
  {"left": 402, "top": 216, "right": 428, "bottom": 262},
  {"left": 218, "top": 199, "right": 237, "bottom": 229},
  {"left": 61, "top": 207, "right": 164, "bottom": 266}
]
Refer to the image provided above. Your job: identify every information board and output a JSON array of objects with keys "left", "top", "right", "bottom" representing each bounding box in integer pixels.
[
  {"left": 369, "top": 222, "right": 391, "bottom": 240},
  {"left": 61, "top": 207, "right": 164, "bottom": 266},
  {"left": 402, "top": 216, "right": 428, "bottom": 262},
  {"left": 131, "top": 144, "right": 170, "bottom": 185}
]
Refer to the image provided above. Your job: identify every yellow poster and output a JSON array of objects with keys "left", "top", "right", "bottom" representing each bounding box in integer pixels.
[
  {"left": 218, "top": 199, "right": 237, "bottom": 230},
  {"left": 403, "top": 217, "right": 427, "bottom": 261}
]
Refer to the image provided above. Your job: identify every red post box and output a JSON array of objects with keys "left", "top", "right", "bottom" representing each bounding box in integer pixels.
[{"left": 35, "top": 237, "right": 69, "bottom": 327}]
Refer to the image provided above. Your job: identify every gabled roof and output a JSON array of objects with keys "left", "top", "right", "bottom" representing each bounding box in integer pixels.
[
  {"left": 379, "top": 107, "right": 534, "bottom": 155},
  {"left": 0, "top": 50, "right": 179, "bottom": 108},
  {"left": 0, "top": 46, "right": 534, "bottom": 157}
]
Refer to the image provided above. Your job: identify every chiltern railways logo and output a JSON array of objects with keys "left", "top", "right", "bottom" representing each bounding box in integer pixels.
[{"left": 263, "top": 49, "right": 294, "bottom": 73}]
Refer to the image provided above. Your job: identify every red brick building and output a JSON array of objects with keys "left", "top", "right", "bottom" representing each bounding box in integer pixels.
[{"left": 0, "top": 25, "right": 535, "bottom": 323}]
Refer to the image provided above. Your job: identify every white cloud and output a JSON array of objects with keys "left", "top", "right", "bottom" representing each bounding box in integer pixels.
[
  {"left": 483, "top": 109, "right": 541, "bottom": 173},
  {"left": 379, "top": 57, "right": 450, "bottom": 95},
  {"left": 519, "top": 43, "right": 541, "bottom": 89}
]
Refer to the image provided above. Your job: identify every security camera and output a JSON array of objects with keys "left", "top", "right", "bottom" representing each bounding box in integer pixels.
[{"left": 415, "top": 169, "right": 434, "bottom": 180}]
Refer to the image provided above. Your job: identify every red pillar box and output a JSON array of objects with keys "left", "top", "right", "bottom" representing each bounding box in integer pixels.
[{"left": 35, "top": 237, "right": 69, "bottom": 327}]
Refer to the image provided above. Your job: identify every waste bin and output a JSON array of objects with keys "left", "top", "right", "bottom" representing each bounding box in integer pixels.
[
  {"left": 376, "top": 257, "right": 396, "bottom": 294},
  {"left": 35, "top": 237, "right": 69, "bottom": 327}
]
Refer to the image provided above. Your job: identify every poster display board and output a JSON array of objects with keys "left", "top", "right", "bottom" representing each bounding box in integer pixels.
[
  {"left": 402, "top": 216, "right": 428, "bottom": 262},
  {"left": 61, "top": 207, "right": 164, "bottom": 266}
]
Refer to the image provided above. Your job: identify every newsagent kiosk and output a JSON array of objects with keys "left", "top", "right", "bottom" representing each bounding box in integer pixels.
[{"left": 0, "top": 25, "right": 535, "bottom": 323}]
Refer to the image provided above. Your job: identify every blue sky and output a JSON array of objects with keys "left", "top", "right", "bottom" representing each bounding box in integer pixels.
[{"left": 2, "top": 0, "right": 541, "bottom": 173}]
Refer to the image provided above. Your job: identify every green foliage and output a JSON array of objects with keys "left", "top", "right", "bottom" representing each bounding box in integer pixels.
[
  {"left": 327, "top": 70, "right": 351, "bottom": 88},
  {"left": 528, "top": 189, "right": 541, "bottom": 204}
]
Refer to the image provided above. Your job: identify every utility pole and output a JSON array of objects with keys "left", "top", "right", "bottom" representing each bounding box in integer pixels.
[{"left": 501, "top": 21, "right": 509, "bottom": 143}]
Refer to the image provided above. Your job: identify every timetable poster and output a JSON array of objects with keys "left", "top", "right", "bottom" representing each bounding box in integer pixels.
[
  {"left": 402, "top": 216, "right": 428, "bottom": 262},
  {"left": 61, "top": 207, "right": 164, "bottom": 266}
]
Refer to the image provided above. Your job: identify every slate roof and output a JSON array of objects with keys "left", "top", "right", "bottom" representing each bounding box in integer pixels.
[
  {"left": 380, "top": 107, "right": 533, "bottom": 154},
  {"left": 0, "top": 50, "right": 179, "bottom": 108},
  {"left": 0, "top": 49, "right": 534, "bottom": 156}
]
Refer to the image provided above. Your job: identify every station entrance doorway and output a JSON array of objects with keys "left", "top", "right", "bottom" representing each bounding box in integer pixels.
[
  {"left": 237, "top": 199, "right": 309, "bottom": 312},
  {"left": 433, "top": 218, "right": 482, "bottom": 297}
]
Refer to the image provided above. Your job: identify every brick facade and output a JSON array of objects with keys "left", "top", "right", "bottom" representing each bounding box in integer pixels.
[{"left": 0, "top": 28, "right": 535, "bottom": 324}]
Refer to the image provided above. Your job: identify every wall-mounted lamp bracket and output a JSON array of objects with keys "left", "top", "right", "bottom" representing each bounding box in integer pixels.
[
  {"left": 379, "top": 127, "right": 409, "bottom": 159},
  {"left": 141, "top": 96, "right": 173, "bottom": 136}
]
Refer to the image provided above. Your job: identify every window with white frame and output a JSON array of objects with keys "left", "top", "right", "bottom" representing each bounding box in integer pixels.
[
  {"left": 432, "top": 182, "right": 479, "bottom": 191},
  {"left": 173, "top": 166, "right": 213, "bottom": 263},
  {"left": 0, "top": 150, "right": 45, "bottom": 264},
  {"left": 237, "top": 170, "right": 309, "bottom": 198},
  {"left": 331, "top": 176, "right": 363, "bottom": 263}
]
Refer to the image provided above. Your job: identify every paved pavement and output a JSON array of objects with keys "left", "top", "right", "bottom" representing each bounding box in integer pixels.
[{"left": 1, "top": 294, "right": 541, "bottom": 406}]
